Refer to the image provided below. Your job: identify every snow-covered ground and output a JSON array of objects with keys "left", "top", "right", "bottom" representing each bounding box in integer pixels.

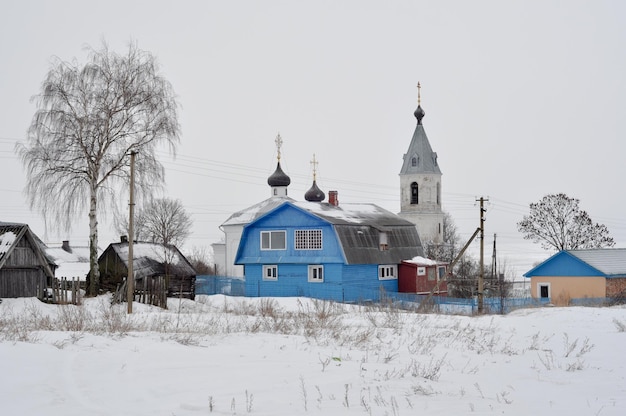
[{"left": 1, "top": 295, "right": 625, "bottom": 416}]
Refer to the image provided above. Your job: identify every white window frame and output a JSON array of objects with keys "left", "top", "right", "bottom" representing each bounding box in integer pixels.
[
  {"left": 378, "top": 264, "right": 397, "bottom": 280},
  {"left": 263, "top": 265, "right": 278, "bottom": 281},
  {"left": 295, "top": 229, "right": 323, "bottom": 250},
  {"left": 308, "top": 265, "right": 324, "bottom": 282},
  {"left": 260, "top": 230, "right": 286, "bottom": 250},
  {"left": 417, "top": 266, "right": 426, "bottom": 276},
  {"left": 538, "top": 282, "right": 551, "bottom": 299}
]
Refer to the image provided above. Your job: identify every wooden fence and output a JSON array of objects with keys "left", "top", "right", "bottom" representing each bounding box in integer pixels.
[{"left": 114, "top": 276, "right": 168, "bottom": 309}]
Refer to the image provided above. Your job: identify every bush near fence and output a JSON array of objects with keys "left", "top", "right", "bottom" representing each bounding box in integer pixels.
[{"left": 195, "top": 275, "right": 615, "bottom": 315}]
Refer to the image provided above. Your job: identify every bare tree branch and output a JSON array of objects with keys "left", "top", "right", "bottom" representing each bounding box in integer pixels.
[{"left": 517, "top": 193, "right": 615, "bottom": 251}]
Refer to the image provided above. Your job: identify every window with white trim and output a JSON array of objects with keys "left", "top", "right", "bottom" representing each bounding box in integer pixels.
[
  {"left": 538, "top": 283, "right": 551, "bottom": 299},
  {"left": 378, "top": 265, "right": 397, "bottom": 280},
  {"left": 417, "top": 266, "right": 426, "bottom": 276},
  {"left": 260, "top": 230, "right": 286, "bottom": 250},
  {"left": 263, "top": 265, "right": 278, "bottom": 281},
  {"left": 308, "top": 265, "right": 324, "bottom": 282},
  {"left": 295, "top": 229, "right": 323, "bottom": 250}
]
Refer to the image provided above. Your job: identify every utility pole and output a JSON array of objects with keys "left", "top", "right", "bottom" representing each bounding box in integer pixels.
[
  {"left": 127, "top": 151, "right": 137, "bottom": 314},
  {"left": 477, "top": 197, "right": 488, "bottom": 314}
]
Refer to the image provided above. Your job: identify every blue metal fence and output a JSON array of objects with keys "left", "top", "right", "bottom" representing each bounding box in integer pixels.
[{"left": 195, "top": 275, "right": 608, "bottom": 315}]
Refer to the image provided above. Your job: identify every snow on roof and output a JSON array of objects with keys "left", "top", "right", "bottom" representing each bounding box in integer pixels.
[
  {"left": 0, "top": 231, "right": 17, "bottom": 256},
  {"left": 404, "top": 256, "right": 444, "bottom": 266},
  {"left": 292, "top": 201, "right": 414, "bottom": 226},
  {"left": 55, "top": 263, "right": 90, "bottom": 280},
  {"left": 114, "top": 242, "right": 182, "bottom": 266},
  {"left": 222, "top": 196, "right": 294, "bottom": 226},
  {"left": 46, "top": 246, "right": 91, "bottom": 264}
]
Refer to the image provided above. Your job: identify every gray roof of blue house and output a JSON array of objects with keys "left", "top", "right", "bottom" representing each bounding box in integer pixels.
[
  {"left": 292, "top": 201, "right": 423, "bottom": 264},
  {"left": 567, "top": 249, "right": 626, "bottom": 276}
]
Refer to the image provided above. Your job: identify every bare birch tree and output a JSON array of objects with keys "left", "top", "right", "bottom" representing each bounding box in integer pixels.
[{"left": 16, "top": 41, "right": 180, "bottom": 296}]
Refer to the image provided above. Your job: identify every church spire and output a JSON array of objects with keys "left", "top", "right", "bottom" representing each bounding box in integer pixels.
[
  {"left": 267, "top": 133, "right": 291, "bottom": 196},
  {"left": 304, "top": 154, "right": 325, "bottom": 202}
]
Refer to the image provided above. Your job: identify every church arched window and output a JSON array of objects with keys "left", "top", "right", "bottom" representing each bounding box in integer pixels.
[
  {"left": 411, "top": 157, "right": 417, "bottom": 167},
  {"left": 411, "top": 182, "right": 418, "bottom": 204},
  {"left": 436, "top": 182, "right": 441, "bottom": 205}
]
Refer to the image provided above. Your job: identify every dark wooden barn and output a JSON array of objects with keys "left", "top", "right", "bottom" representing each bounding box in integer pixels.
[
  {"left": 89, "top": 240, "right": 196, "bottom": 300},
  {"left": 0, "top": 222, "right": 55, "bottom": 298}
]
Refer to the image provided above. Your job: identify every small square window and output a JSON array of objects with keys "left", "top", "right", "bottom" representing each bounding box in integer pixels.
[
  {"left": 263, "top": 265, "right": 278, "bottom": 281},
  {"left": 308, "top": 265, "right": 324, "bottom": 282},
  {"left": 378, "top": 265, "right": 397, "bottom": 280}
]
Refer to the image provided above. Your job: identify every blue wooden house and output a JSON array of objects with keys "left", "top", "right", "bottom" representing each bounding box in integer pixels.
[{"left": 235, "top": 196, "right": 424, "bottom": 302}]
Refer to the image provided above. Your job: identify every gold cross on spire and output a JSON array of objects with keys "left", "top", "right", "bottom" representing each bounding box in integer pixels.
[
  {"left": 310, "top": 153, "right": 319, "bottom": 180},
  {"left": 275, "top": 133, "right": 283, "bottom": 161},
  {"left": 417, "top": 81, "right": 421, "bottom": 106}
]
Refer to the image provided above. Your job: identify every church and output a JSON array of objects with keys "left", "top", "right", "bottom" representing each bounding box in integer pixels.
[
  {"left": 398, "top": 83, "right": 444, "bottom": 245},
  {"left": 212, "top": 85, "right": 444, "bottom": 296}
]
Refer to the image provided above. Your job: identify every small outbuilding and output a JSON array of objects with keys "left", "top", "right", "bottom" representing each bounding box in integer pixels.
[
  {"left": 524, "top": 248, "right": 626, "bottom": 304},
  {"left": 398, "top": 256, "right": 448, "bottom": 295},
  {"left": 0, "top": 222, "right": 55, "bottom": 298},
  {"left": 90, "top": 240, "right": 196, "bottom": 300}
]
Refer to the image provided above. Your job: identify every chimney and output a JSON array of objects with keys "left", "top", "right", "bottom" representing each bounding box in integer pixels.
[
  {"left": 329, "top": 190, "right": 339, "bottom": 206},
  {"left": 120, "top": 235, "right": 128, "bottom": 243},
  {"left": 61, "top": 240, "right": 72, "bottom": 253}
]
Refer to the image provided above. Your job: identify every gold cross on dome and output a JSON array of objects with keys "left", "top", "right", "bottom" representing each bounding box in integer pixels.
[
  {"left": 310, "top": 153, "right": 319, "bottom": 180},
  {"left": 275, "top": 133, "right": 283, "bottom": 161},
  {"left": 417, "top": 82, "right": 421, "bottom": 106}
]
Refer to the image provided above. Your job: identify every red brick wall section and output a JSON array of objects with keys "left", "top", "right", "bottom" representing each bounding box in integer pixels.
[{"left": 606, "top": 278, "right": 626, "bottom": 298}]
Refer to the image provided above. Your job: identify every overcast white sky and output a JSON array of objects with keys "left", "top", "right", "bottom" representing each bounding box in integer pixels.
[{"left": 1, "top": 0, "right": 625, "bottom": 276}]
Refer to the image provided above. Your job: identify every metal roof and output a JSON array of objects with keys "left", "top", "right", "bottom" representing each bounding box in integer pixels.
[
  {"left": 568, "top": 249, "right": 626, "bottom": 276},
  {"left": 399, "top": 117, "right": 442, "bottom": 176},
  {"left": 107, "top": 242, "right": 196, "bottom": 277},
  {"left": 222, "top": 196, "right": 295, "bottom": 227}
]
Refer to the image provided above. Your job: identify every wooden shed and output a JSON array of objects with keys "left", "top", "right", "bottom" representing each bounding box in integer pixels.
[
  {"left": 398, "top": 256, "right": 448, "bottom": 295},
  {"left": 89, "top": 240, "right": 197, "bottom": 300},
  {"left": 0, "top": 222, "right": 55, "bottom": 298}
]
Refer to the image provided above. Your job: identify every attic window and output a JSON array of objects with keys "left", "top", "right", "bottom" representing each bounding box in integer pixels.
[
  {"left": 379, "top": 232, "right": 389, "bottom": 251},
  {"left": 295, "top": 229, "right": 322, "bottom": 250},
  {"left": 261, "top": 230, "right": 286, "bottom": 250},
  {"left": 411, "top": 156, "right": 418, "bottom": 167}
]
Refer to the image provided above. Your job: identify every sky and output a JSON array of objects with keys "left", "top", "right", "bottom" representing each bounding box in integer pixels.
[
  {"left": 1, "top": 0, "right": 625, "bottom": 276},
  {"left": 1, "top": 295, "right": 625, "bottom": 415}
]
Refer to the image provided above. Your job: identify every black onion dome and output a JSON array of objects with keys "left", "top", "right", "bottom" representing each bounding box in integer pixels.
[
  {"left": 267, "top": 162, "right": 291, "bottom": 187},
  {"left": 414, "top": 105, "right": 425, "bottom": 125},
  {"left": 304, "top": 180, "right": 325, "bottom": 202}
]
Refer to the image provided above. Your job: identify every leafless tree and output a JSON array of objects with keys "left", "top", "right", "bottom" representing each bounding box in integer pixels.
[
  {"left": 116, "top": 198, "right": 192, "bottom": 247},
  {"left": 424, "top": 211, "right": 460, "bottom": 263},
  {"left": 16, "top": 41, "right": 180, "bottom": 296},
  {"left": 517, "top": 193, "right": 614, "bottom": 251},
  {"left": 186, "top": 245, "right": 214, "bottom": 275}
]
